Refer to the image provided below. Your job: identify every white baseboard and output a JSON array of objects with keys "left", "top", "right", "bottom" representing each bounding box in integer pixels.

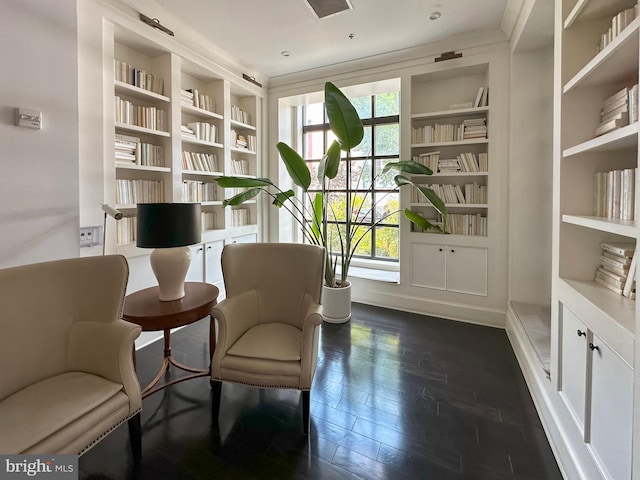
[{"left": 506, "top": 306, "right": 604, "bottom": 480}]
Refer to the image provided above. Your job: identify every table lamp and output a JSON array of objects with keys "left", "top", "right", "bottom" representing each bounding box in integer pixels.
[{"left": 136, "top": 203, "right": 201, "bottom": 301}]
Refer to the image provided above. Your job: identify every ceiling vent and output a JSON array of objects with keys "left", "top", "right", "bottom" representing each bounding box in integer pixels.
[{"left": 305, "top": 0, "right": 353, "bottom": 19}]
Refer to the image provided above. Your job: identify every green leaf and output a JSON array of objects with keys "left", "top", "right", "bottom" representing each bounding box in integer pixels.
[
  {"left": 383, "top": 160, "right": 433, "bottom": 176},
  {"left": 404, "top": 209, "right": 443, "bottom": 233},
  {"left": 393, "top": 174, "right": 412, "bottom": 187},
  {"left": 324, "top": 82, "right": 364, "bottom": 151},
  {"left": 318, "top": 140, "right": 341, "bottom": 181},
  {"left": 276, "top": 142, "right": 311, "bottom": 190},
  {"left": 215, "top": 177, "right": 272, "bottom": 188},
  {"left": 273, "top": 190, "right": 295, "bottom": 207},
  {"left": 416, "top": 186, "right": 447, "bottom": 216},
  {"left": 311, "top": 192, "right": 323, "bottom": 241},
  {"left": 222, "top": 188, "right": 261, "bottom": 207}
]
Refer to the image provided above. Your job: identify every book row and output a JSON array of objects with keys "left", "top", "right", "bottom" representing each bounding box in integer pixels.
[
  {"left": 231, "top": 130, "right": 257, "bottom": 151},
  {"left": 232, "top": 208, "right": 251, "bottom": 227},
  {"left": 115, "top": 134, "right": 164, "bottom": 167},
  {"left": 115, "top": 179, "right": 164, "bottom": 205},
  {"left": 183, "top": 181, "right": 217, "bottom": 203},
  {"left": 413, "top": 183, "right": 487, "bottom": 205},
  {"left": 594, "top": 84, "right": 639, "bottom": 137},
  {"left": 182, "top": 151, "right": 218, "bottom": 172},
  {"left": 231, "top": 105, "right": 251, "bottom": 125},
  {"left": 182, "top": 122, "right": 218, "bottom": 143},
  {"left": 412, "top": 213, "right": 487, "bottom": 236},
  {"left": 115, "top": 96, "right": 168, "bottom": 132},
  {"left": 230, "top": 159, "right": 250, "bottom": 175},
  {"left": 201, "top": 212, "right": 217, "bottom": 231},
  {"left": 414, "top": 151, "right": 488, "bottom": 173},
  {"left": 114, "top": 60, "right": 165, "bottom": 95},
  {"left": 181, "top": 89, "right": 216, "bottom": 113},
  {"left": 596, "top": 4, "right": 638, "bottom": 54},
  {"left": 411, "top": 118, "right": 487, "bottom": 144},
  {"left": 593, "top": 168, "right": 635, "bottom": 221},
  {"left": 594, "top": 242, "right": 636, "bottom": 299}
]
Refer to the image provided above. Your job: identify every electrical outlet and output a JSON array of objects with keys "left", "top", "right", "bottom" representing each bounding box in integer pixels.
[{"left": 80, "top": 226, "right": 103, "bottom": 247}]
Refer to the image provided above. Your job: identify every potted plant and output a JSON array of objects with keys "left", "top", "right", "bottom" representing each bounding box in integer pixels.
[{"left": 214, "top": 82, "right": 447, "bottom": 322}]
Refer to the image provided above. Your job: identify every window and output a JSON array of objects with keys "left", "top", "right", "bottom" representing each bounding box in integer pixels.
[{"left": 302, "top": 91, "right": 400, "bottom": 261}]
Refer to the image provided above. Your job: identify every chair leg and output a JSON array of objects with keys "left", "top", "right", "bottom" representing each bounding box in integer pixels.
[
  {"left": 302, "top": 390, "right": 310, "bottom": 435},
  {"left": 210, "top": 379, "right": 222, "bottom": 425},
  {"left": 128, "top": 413, "right": 141, "bottom": 464}
]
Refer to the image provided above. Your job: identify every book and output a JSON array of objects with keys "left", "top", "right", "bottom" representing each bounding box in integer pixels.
[
  {"left": 595, "top": 276, "right": 623, "bottom": 294},
  {"left": 623, "top": 250, "right": 637, "bottom": 297},
  {"left": 600, "top": 242, "right": 635, "bottom": 257},
  {"left": 474, "top": 87, "right": 484, "bottom": 108}
]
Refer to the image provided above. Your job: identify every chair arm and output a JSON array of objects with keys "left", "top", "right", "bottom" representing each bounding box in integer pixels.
[
  {"left": 300, "top": 298, "right": 323, "bottom": 389},
  {"left": 67, "top": 319, "right": 142, "bottom": 414},
  {"left": 211, "top": 289, "right": 259, "bottom": 361}
]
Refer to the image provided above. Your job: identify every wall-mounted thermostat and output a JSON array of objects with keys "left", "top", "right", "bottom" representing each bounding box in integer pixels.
[{"left": 15, "top": 108, "right": 42, "bottom": 129}]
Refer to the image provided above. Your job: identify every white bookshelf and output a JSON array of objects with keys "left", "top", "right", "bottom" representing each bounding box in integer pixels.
[{"left": 553, "top": 0, "right": 639, "bottom": 478}]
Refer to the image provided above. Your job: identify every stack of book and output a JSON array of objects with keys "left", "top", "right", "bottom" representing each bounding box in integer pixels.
[
  {"left": 114, "top": 96, "right": 167, "bottom": 132},
  {"left": 116, "top": 216, "right": 136, "bottom": 246},
  {"left": 202, "top": 211, "right": 217, "bottom": 231},
  {"left": 115, "top": 179, "right": 164, "bottom": 205},
  {"left": 473, "top": 87, "right": 489, "bottom": 107},
  {"left": 231, "top": 159, "right": 250, "bottom": 175},
  {"left": 596, "top": 5, "right": 638, "bottom": 54},
  {"left": 185, "top": 122, "right": 217, "bottom": 143},
  {"left": 181, "top": 151, "right": 217, "bottom": 172},
  {"left": 182, "top": 181, "right": 217, "bottom": 203},
  {"left": 232, "top": 208, "right": 250, "bottom": 226},
  {"left": 594, "top": 84, "right": 638, "bottom": 136},
  {"left": 462, "top": 118, "right": 487, "bottom": 140},
  {"left": 115, "top": 133, "right": 138, "bottom": 163},
  {"left": 593, "top": 168, "right": 636, "bottom": 220},
  {"left": 413, "top": 152, "right": 439, "bottom": 172},
  {"left": 596, "top": 242, "right": 636, "bottom": 298},
  {"left": 412, "top": 183, "right": 487, "bottom": 205}
]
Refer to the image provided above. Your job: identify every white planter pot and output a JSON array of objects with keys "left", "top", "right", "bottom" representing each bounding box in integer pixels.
[{"left": 322, "top": 281, "right": 351, "bottom": 323}]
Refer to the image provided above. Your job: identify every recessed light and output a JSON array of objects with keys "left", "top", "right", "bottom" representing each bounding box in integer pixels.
[
  {"left": 348, "top": 33, "right": 355, "bottom": 39},
  {"left": 429, "top": 11, "right": 441, "bottom": 20},
  {"left": 281, "top": 50, "right": 291, "bottom": 57}
]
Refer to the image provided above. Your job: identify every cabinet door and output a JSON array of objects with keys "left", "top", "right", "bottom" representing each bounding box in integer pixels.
[
  {"left": 446, "top": 246, "right": 487, "bottom": 296},
  {"left": 588, "top": 333, "right": 633, "bottom": 480},
  {"left": 410, "top": 243, "right": 446, "bottom": 290},
  {"left": 185, "top": 244, "right": 204, "bottom": 282},
  {"left": 559, "top": 304, "right": 587, "bottom": 432},
  {"left": 228, "top": 233, "right": 257, "bottom": 244},
  {"left": 204, "top": 240, "right": 224, "bottom": 290}
]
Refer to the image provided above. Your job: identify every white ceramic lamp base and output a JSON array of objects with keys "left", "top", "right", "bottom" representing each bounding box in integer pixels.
[{"left": 150, "top": 246, "right": 192, "bottom": 301}]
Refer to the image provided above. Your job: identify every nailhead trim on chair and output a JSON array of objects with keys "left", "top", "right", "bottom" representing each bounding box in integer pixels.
[
  {"left": 211, "top": 378, "right": 310, "bottom": 391},
  {"left": 78, "top": 409, "right": 141, "bottom": 456}
]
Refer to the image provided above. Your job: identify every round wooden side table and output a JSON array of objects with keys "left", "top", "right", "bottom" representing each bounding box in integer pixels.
[{"left": 123, "top": 282, "right": 219, "bottom": 398}]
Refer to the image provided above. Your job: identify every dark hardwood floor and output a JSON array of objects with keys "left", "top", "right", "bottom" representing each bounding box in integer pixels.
[{"left": 79, "top": 303, "right": 562, "bottom": 479}]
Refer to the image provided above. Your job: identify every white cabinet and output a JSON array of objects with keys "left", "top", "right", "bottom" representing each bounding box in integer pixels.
[
  {"left": 410, "top": 243, "right": 487, "bottom": 296},
  {"left": 558, "top": 304, "right": 633, "bottom": 480},
  {"left": 589, "top": 332, "right": 633, "bottom": 480},
  {"left": 185, "top": 244, "right": 205, "bottom": 283},
  {"left": 559, "top": 305, "right": 588, "bottom": 431},
  {"left": 204, "top": 240, "right": 224, "bottom": 291}
]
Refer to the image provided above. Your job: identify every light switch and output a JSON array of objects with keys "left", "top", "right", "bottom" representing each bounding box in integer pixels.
[{"left": 15, "top": 108, "right": 42, "bottom": 129}]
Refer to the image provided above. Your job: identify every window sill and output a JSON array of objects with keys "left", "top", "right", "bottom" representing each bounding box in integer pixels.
[{"left": 342, "top": 265, "right": 399, "bottom": 283}]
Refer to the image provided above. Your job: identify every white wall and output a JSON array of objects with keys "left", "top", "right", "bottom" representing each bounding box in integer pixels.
[
  {"left": 508, "top": 47, "right": 553, "bottom": 306},
  {"left": 0, "top": 0, "right": 79, "bottom": 268}
]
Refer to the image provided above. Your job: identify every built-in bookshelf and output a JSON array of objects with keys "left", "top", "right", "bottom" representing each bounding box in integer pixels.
[
  {"left": 104, "top": 23, "right": 262, "bottom": 251},
  {"left": 553, "top": 1, "right": 639, "bottom": 478}
]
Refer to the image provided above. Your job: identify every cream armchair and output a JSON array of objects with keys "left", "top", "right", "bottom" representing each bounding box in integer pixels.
[
  {"left": 0, "top": 255, "right": 142, "bottom": 459},
  {"left": 210, "top": 243, "right": 324, "bottom": 434}
]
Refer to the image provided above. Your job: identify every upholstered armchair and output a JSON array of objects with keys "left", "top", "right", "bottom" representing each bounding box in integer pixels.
[
  {"left": 0, "top": 255, "right": 142, "bottom": 459},
  {"left": 210, "top": 242, "right": 324, "bottom": 434}
]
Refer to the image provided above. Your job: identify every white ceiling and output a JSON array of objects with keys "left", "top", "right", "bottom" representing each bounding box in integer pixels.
[{"left": 121, "top": 0, "right": 552, "bottom": 79}]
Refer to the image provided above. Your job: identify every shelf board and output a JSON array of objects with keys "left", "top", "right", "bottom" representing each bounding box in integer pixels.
[
  {"left": 411, "top": 106, "right": 489, "bottom": 121},
  {"left": 115, "top": 162, "right": 170, "bottom": 172},
  {"left": 181, "top": 104, "right": 223, "bottom": 120},
  {"left": 562, "top": 123, "right": 638, "bottom": 157},
  {"left": 114, "top": 80, "right": 170, "bottom": 103},
  {"left": 181, "top": 136, "right": 224, "bottom": 148},
  {"left": 115, "top": 123, "right": 170, "bottom": 137},
  {"left": 230, "top": 119, "right": 256, "bottom": 130},
  {"left": 563, "top": 17, "right": 640, "bottom": 93},
  {"left": 408, "top": 231, "right": 489, "bottom": 245},
  {"left": 412, "top": 139, "right": 489, "bottom": 148},
  {"left": 201, "top": 201, "right": 223, "bottom": 206},
  {"left": 182, "top": 170, "right": 224, "bottom": 177},
  {"left": 562, "top": 214, "right": 637, "bottom": 237},
  {"left": 230, "top": 146, "right": 257, "bottom": 155},
  {"left": 564, "top": 0, "right": 638, "bottom": 29},
  {"left": 410, "top": 203, "right": 488, "bottom": 209},
  {"left": 427, "top": 172, "right": 489, "bottom": 178}
]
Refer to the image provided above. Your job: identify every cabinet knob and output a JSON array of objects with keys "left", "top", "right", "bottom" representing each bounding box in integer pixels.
[
  {"left": 450, "top": 249, "right": 455, "bottom": 253},
  {"left": 198, "top": 247, "right": 203, "bottom": 251},
  {"left": 207, "top": 246, "right": 212, "bottom": 250},
  {"left": 438, "top": 248, "right": 443, "bottom": 252},
  {"left": 576, "top": 330, "right": 585, "bottom": 337},
  {"left": 589, "top": 343, "right": 599, "bottom": 352}
]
